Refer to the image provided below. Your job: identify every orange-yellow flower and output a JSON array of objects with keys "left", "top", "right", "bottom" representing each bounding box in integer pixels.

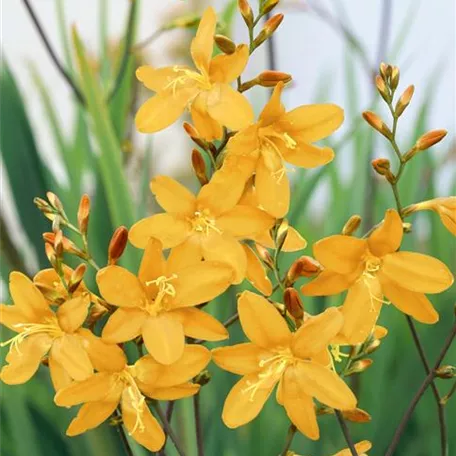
[
  {"left": 54, "top": 344, "right": 210, "bottom": 452},
  {"left": 135, "top": 7, "right": 253, "bottom": 139},
  {"left": 302, "top": 209, "right": 454, "bottom": 344},
  {"left": 407, "top": 197, "right": 456, "bottom": 236},
  {"left": 97, "top": 237, "right": 232, "bottom": 365},
  {"left": 0, "top": 272, "right": 119, "bottom": 390},
  {"left": 212, "top": 291, "right": 356, "bottom": 440},
  {"left": 209, "top": 81, "right": 344, "bottom": 217},
  {"left": 332, "top": 440, "right": 372, "bottom": 456},
  {"left": 129, "top": 175, "right": 275, "bottom": 284}
]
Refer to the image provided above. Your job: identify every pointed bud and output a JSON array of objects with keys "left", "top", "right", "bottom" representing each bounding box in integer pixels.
[
  {"left": 258, "top": 70, "right": 292, "bottom": 87},
  {"left": 238, "top": 0, "right": 254, "bottom": 27},
  {"left": 345, "top": 359, "right": 373, "bottom": 376},
  {"left": 284, "top": 288, "right": 304, "bottom": 325},
  {"left": 43, "top": 232, "right": 85, "bottom": 257},
  {"left": 415, "top": 129, "right": 447, "bottom": 151},
  {"left": 375, "top": 75, "right": 389, "bottom": 102},
  {"left": 390, "top": 66, "right": 400, "bottom": 91},
  {"left": 362, "top": 111, "right": 392, "bottom": 139},
  {"left": 52, "top": 216, "right": 61, "bottom": 234},
  {"left": 253, "top": 14, "right": 284, "bottom": 49},
  {"left": 77, "top": 194, "right": 91, "bottom": 236},
  {"left": 54, "top": 230, "right": 64, "bottom": 257},
  {"left": 365, "top": 338, "right": 381, "bottom": 355},
  {"left": 214, "top": 34, "right": 236, "bottom": 54},
  {"left": 183, "top": 122, "right": 211, "bottom": 151},
  {"left": 191, "top": 149, "right": 209, "bottom": 185},
  {"left": 379, "top": 62, "right": 391, "bottom": 81},
  {"left": 68, "top": 264, "right": 87, "bottom": 294},
  {"left": 395, "top": 85, "right": 414, "bottom": 117},
  {"left": 275, "top": 219, "right": 289, "bottom": 252},
  {"left": 34, "top": 197, "right": 56, "bottom": 220},
  {"left": 372, "top": 158, "right": 395, "bottom": 183},
  {"left": 286, "top": 256, "right": 321, "bottom": 285},
  {"left": 46, "top": 192, "right": 64, "bottom": 213},
  {"left": 45, "top": 243, "right": 57, "bottom": 268},
  {"left": 108, "top": 226, "right": 129, "bottom": 265},
  {"left": 342, "top": 215, "right": 362, "bottom": 236},
  {"left": 435, "top": 365, "right": 456, "bottom": 379},
  {"left": 342, "top": 408, "right": 372, "bottom": 423},
  {"left": 254, "top": 243, "right": 274, "bottom": 269},
  {"left": 261, "top": 0, "right": 280, "bottom": 15},
  {"left": 194, "top": 369, "right": 211, "bottom": 386}
]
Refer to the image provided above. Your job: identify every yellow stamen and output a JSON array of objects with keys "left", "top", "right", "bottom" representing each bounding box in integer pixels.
[
  {"left": 330, "top": 345, "right": 349, "bottom": 363},
  {"left": 164, "top": 66, "right": 212, "bottom": 96},
  {"left": 120, "top": 368, "right": 147, "bottom": 435},
  {"left": 188, "top": 210, "right": 222, "bottom": 236},
  {"left": 145, "top": 274, "right": 178, "bottom": 314}
]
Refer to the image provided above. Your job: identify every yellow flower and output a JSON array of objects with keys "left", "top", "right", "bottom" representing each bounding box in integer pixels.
[
  {"left": 129, "top": 175, "right": 275, "bottom": 285},
  {"left": 0, "top": 272, "right": 120, "bottom": 390},
  {"left": 97, "top": 237, "right": 232, "bottom": 365},
  {"left": 212, "top": 291, "right": 356, "bottom": 440},
  {"left": 302, "top": 209, "right": 454, "bottom": 344},
  {"left": 54, "top": 344, "right": 210, "bottom": 452},
  {"left": 135, "top": 7, "right": 253, "bottom": 139},
  {"left": 332, "top": 440, "right": 372, "bottom": 456},
  {"left": 408, "top": 197, "right": 456, "bottom": 236},
  {"left": 209, "top": 81, "right": 343, "bottom": 217}
]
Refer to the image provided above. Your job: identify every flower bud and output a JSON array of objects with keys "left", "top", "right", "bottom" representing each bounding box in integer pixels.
[
  {"left": 194, "top": 369, "right": 211, "bottom": 386},
  {"left": 372, "top": 158, "right": 395, "bottom": 184},
  {"left": 34, "top": 197, "right": 56, "bottom": 220},
  {"left": 238, "top": 0, "right": 254, "bottom": 27},
  {"left": 47, "top": 192, "right": 64, "bottom": 213},
  {"left": 214, "top": 34, "right": 236, "bottom": 54},
  {"left": 415, "top": 129, "right": 447, "bottom": 151},
  {"left": 52, "top": 215, "right": 61, "bottom": 234},
  {"left": 68, "top": 264, "right": 87, "bottom": 294},
  {"left": 254, "top": 243, "right": 274, "bottom": 269},
  {"left": 286, "top": 256, "right": 321, "bottom": 285},
  {"left": 345, "top": 359, "right": 373, "bottom": 376},
  {"left": 275, "top": 219, "right": 289, "bottom": 252},
  {"left": 164, "top": 14, "right": 200, "bottom": 30},
  {"left": 375, "top": 75, "right": 389, "bottom": 102},
  {"left": 261, "top": 0, "right": 280, "bottom": 15},
  {"left": 342, "top": 215, "right": 362, "bottom": 236},
  {"left": 258, "top": 70, "right": 292, "bottom": 87},
  {"left": 54, "top": 230, "right": 64, "bottom": 257},
  {"left": 283, "top": 288, "right": 304, "bottom": 324},
  {"left": 253, "top": 14, "right": 284, "bottom": 48},
  {"left": 435, "top": 365, "right": 456, "bottom": 379},
  {"left": 373, "top": 325, "right": 388, "bottom": 339},
  {"left": 362, "top": 111, "right": 392, "bottom": 139},
  {"left": 390, "top": 65, "right": 400, "bottom": 91},
  {"left": 364, "top": 338, "right": 381, "bottom": 355},
  {"left": 191, "top": 149, "right": 209, "bottom": 186},
  {"left": 379, "top": 62, "right": 392, "bottom": 81},
  {"left": 395, "top": 85, "right": 414, "bottom": 117},
  {"left": 77, "top": 194, "right": 91, "bottom": 236},
  {"left": 342, "top": 408, "right": 372, "bottom": 423},
  {"left": 108, "top": 226, "right": 129, "bottom": 265},
  {"left": 43, "top": 232, "right": 85, "bottom": 257},
  {"left": 45, "top": 243, "right": 57, "bottom": 268}
]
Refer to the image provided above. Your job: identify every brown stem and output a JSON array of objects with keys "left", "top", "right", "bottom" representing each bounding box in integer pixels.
[
  {"left": 280, "top": 423, "right": 297, "bottom": 456},
  {"left": 114, "top": 410, "right": 134, "bottom": 456},
  {"left": 193, "top": 394, "right": 205, "bottom": 456},
  {"left": 335, "top": 410, "right": 358, "bottom": 456},
  {"left": 154, "top": 402, "right": 187, "bottom": 456}
]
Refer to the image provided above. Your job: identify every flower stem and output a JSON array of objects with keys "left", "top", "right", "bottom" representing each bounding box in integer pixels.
[
  {"left": 154, "top": 402, "right": 187, "bottom": 456},
  {"left": 114, "top": 410, "right": 134, "bottom": 456},
  {"left": 280, "top": 423, "right": 297, "bottom": 456},
  {"left": 335, "top": 410, "right": 358, "bottom": 456},
  {"left": 193, "top": 394, "right": 205, "bottom": 456}
]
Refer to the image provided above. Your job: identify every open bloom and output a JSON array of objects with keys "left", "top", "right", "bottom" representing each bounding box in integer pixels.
[
  {"left": 212, "top": 291, "right": 356, "bottom": 440},
  {"left": 97, "top": 237, "right": 232, "bottom": 365},
  {"left": 407, "top": 197, "right": 456, "bottom": 236},
  {"left": 129, "top": 175, "right": 275, "bottom": 284},
  {"left": 302, "top": 209, "right": 454, "bottom": 344},
  {"left": 209, "top": 81, "right": 344, "bottom": 217},
  {"left": 0, "top": 272, "right": 119, "bottom": 390},
  {"left": 135, "top": 7, "right": 253, "bottom": 139},
  {"left": 54, "top": 344, "right": 210, "bottom": 452},
  {"left": 333, "top": 441, "right": 372, "bottom": 456}
]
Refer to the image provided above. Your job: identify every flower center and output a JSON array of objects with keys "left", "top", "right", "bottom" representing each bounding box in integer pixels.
[
  {"left": 259, "top": 135, "right": 296, "bottom": 184},
  {"left": 364, "top": 255, "right": 382, "bottom": 277},
  {"left": 119, "top": 367, "right": 147, "bottom": 435},
  {"left": 188, "top": 210, "right": 221, "bottom": 236},
  {"left": 164, "top": 67, "right": 212, "bottom": 96},
  {"left": 144, "top": 275, "right": 178, "bottom": 316}
]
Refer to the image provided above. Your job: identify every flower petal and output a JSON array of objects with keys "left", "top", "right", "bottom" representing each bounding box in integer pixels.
[
  {"left": 222, "top": 373, "right": 275, "bottom": 428},
  {"left": 66, "top": 401, "right": 118, "bottom": 436},
  {"left": 142, "top": 314, "right": 185, "bottom": 365},
  {"left": 190, "top": 93, "right": 224, "bottom": 141},
  {"left": 259, "top": 82, "right": 286, "bottom": 125},
  {"left": 333, "top": 441, "right": 373, "bottom": 456},
  {"left": 379, "top": 273, "right": 439, "bottom": 324},
  {"left": 301, "top": 270, "right": 356, "bottom": 296},
  {"left": 381, "top": 251, "right": 454, "bottom": 293},
  {"left": 166, "top": 237, "right": 203, "bottom": 272},
  {"left": 57, "top": 293, "right": 90, "bottom": 333},
  {"left": 282, "top": 365, "right": 319, "bottom": 440},
  {"left": 0, "top": 304, "right": 29, "bottom": 331},
  {"left": 212, "top": 343, "right": 270, "bottom": 375},
  {"left": 171, "top": 261, "right": 234, "bottom": 308},
  {"left": 340, "top": 278, "right": 383, "bottom": 345},
  {"left": 217, "top": 205, "right": 275, "bottom": 238},
  {"left": 171, "top": 307, "right": 228, "bottom": 341},
  {"left": 367, "top": 209, "right": 403, "bottom": 257},
  {"left": 0, "top": 334, "right": 52, "bottom": 384},
  {"left": 142, "top": 383, "right": 200, "bottom": 401},
  {"left": 292, "top": 307, "right": 343, "bottom": 358},
  {"left": 129, "top": 213, "right": 190, "bottom": 249},
  {"left": 282, "top": 141, "right": 334, "bottom": 168},
  {"left": 238, "top": 291, "right": 291, "bottom": 349},
  {"left": 49, "top": 355, "right": 72, "bottom": 391},
  {"left": 138, "top": 238, "right": 166, "bottom": 291},
  {"left": 209, "top": 44, "right": 249, "bottom": 83},
  {"left": 243, "top": 244, "right": 273, "bottom": 296},
  {"left": 296, "top": 361, "right": 357, "bottom": 410},
  {"left": 102, "top": 308, "right": 147, "bottom": 343},
  {"left": 190, "top": 7, "right": 216, "bottom": 76},
  {"left": 136, "top": 65, "right": 188, "bottom": 92},
  {"left": 253, "top": 226, "right": 307, "bottom": 252},
  {"left": 150, "top": 175, "right": 196, "bottom": 215}
]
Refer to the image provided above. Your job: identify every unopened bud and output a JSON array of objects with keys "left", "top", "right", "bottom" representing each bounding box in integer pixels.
[
  {"left": 34, "top": 197, "right": 55, "bottom": 220},
  {"left": 191, "top": 149, "right": 209, "bottom": 185},
  {"left": 52, "top": 216, "right": 61, "bottom": 234},
  {"left": 395, "top": 85, "right": 414, "bottom": 117},
  {"left": 342, "top": 408, "right": 372, "bottom": 423},
  {"left": 261, "top": 0, "right": 280, "bottom": 15},
  {"left": 379, "top": 62, "right": 392, "bottom": 81},
  {"left": 54, "top": 230, "right": 64, "bottom": 257},
  {"left": 390, "top": 66, "right": 400, "bottom": 90},
  {"left": 46, "top": 192, "right": 64, "bottom": 213},
  {"left": 43, "top": 232, "right": 85, "bottom": 257},
  {"left": 183, "top": 122, "right": 211, "bottom": 151},
  {"left": 238, "top": 0, "right": 254, "bottom": 27},
  {"left": 372, "top": 158, "right": 395, "bottom": 184},
  {"left": 286, "top": 256, "right": 321, "bottom": 285},
  {"left": 253, "top": 14, "right": 283, "bottom": 48},
  {"left": 194, "top": 369, "right": 211, "bottom": 386},
  {"left": 283, "top": 288, "right": 304, "bottom": 324},
  {"left": 258, "top": 70, "right": 292, "bottom": 87},
  {"left": 77, "top": 194, "right": 91, "bottom": 235},
  {"left": 275, "top": 219, "right": 289, "bottom": 252},
  {"left": 45, "top": 243, "right": 57, "bottom": 268},
  {"left": 365, "top": 338, "right": 381, "bottom": 355},
  {"left": 342, "top": 215, "right": 362, "bottom": 236},
  {"left": 375, "top": 75, "right": 389, "bottom": 102},
  {"left": 435, "top": 365, "right": 455, "bottom": 379},
  {"left": 108, "top": 226, "right": 129, "bottom": 265},
  {"left": 362, "top": 111, "right": 392, "bottom": 139},
  {"left": 214, "top": 34, "right": 236, "bottom": 54},
  {"left": 164, "top": 14, "right": 200, "bottom": 30},
  {"left": 415, "top": 129, "right": 447, "bottom": 151},
  {"left": 255, "top": 243, "right": 274, "bottom": 269},
  {"left": 345, "top": 359, "right": 373, "bottom": 376},
  {"left": 68, "top": 264, "right": 87, "bottom": 294}
]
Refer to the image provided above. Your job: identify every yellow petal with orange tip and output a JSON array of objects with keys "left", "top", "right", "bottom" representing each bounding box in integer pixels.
[
  {"left": 313, "top": 235, "right": 367, "bottom": 274},
  {"left": 295, "top": 360, "right": 357, "bottom": 410},
  {"left": 57, "top": 293, "right": 90, "bottom": 333},
  {"left": 340, "top": 278, "right": 383, "bottom": 345},
  {"left": 170, "top": 261, "right": 234, "bottom": 308},
  {"left": 238, "top": 291, "right": 291, "bottom": 349},
  {"left": 381, "top": 251, "right": 453, "bottom": 293},
  {"left": 0, "top": 333, "right": 52, "bottom": 385},
  {"left": 0, "top": 304, "right": 29, "bottom": 332},
  {"left": 102, "top": 307, "right": 147, "bottom": 344},
  {"left": 279, "top": 103, "right": 344, "bottom": 141},
  {"left": 140, "top": 382, "right": 200, "bottom": 401},
  {"left": 253, "top": 226, "right": 307, "bottom": 252},
  {"left": 333, "top": 440, "right": 372, "bottom": 456},
  {"left": 190, "top": 7, "right": 217, "bottom": 76},
  {"left": 166, "top": 237, "right": 203, "bottom": 272},
  {"left": 243, "top": 244, "right": 273, "bottom": 296},
  {"left": 282, "top": 365, "right": 320, "bottom": 440},
  {"left": 170, "top": 307, "right": 228, "bottom": 341},
  {"left": 206, "top": 83, "right": 254, "bottom": 131},
  {"left": 150, "top": 175, "right": 196, "bottom": 215},
  {"left": 212, "top": 343, "right": 270, "bottom": 375},
  {"left": 259, "top": 81, "right": 286, "bottom": 125},
  {"left": 122, "top": 390, "right": 166, "bottom": 452},
  {"left": 373, "top": 325, "right": 388, "bottom": 340},
  {"left": 301, "top": 270, "right": 356, "bottom": 296},
  {"left": 222, "top": 372, "right": 275, "bottom": 428},
  {"left": 217, "top": 205, "right": 275, "bottom": 238},
  {"left": 282, "top": 141, "right": 335, "bottom": 168},
  {"left": 378, "top": 273, "right": 439, "bottom": 324},
  {"left": 190, "top": 92, "right": 224, "bottom": 141},
  {"left": 209, "top": 44, "right": 249, "bottom": 83},
  {"left": 49, "top": 355, "right": 72, "bottom": 391},
  {"left": 66, "top": 401, "right": 118, "bottom": 436},
  {"left": 129, "top": 213, "right": 190, "bottom": 249},
  {"left": 136, "top": 65, "right": 188, "bottom": 92},
  {"left": 367, "top": 209, "right": 403, "bottom": 257},
  {"left": 292, "top": 307, "right": 343, "bottom": 359},
  {"left": 138, "top": 238, "right": 166, "bottom": 292}
]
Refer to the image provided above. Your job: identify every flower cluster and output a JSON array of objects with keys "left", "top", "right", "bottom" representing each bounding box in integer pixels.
[{"left": 1, "top": 3, "right": 454, "bottom": 454}]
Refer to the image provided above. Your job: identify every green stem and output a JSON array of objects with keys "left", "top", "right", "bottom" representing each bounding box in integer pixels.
[{"left": 280, "top": 423, "right": 297, "bottom": 456}]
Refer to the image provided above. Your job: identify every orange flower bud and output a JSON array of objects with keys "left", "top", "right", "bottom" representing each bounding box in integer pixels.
[
  {"left": 283, "top": 288, "right": 304, "bottom": 324},
  {"left": 364, "top": 338, "right": 381, "bottom": 355},
  {"left": 34, "top": 197, "right": 56, "bottom": 220},
  {"left": 286, "top": 256, "right": 321, "bottom": 285},
  {"left": 375, "top": 75, "right": 389, "bottom": 102},
  {"left": 253, "top": 14, "right": 284, "bottom": 48},
  {"left": 390, "top": 65, "right": 400, "bottom": 90},
  {"left": 108, "top": 226, "right": 129, "bottom": 265},
  {"left": 68, "top": 264, "right": 87, "bottom": 294},
  {"left": 214, "top": 34, "right": 236, "bottom": 54},
  {"left": 362, "top": 111, "right": 392, "bottom": 139},
  {"left": 238, "top": 0, "right": 254, "bottom": 27},
  {"left": 46, "top": 191, "right": 64, "bottom": 213},
  {"left": 345, "top": 359, "right": 373, "bottom": 376},
  {"left": 43, "top": 232, "right": 85, "bottom": 257},
  {"left": 379, "top": 62, "right": 392, "bottom": 80},
  {"left": 261, "top": 0, "right": 280, "bottom": 15},
  {"left": 275, "top": 219, "right": 289, "bottom": 252},
  {"left": 254, "top": 243, "right": 274, "bottom": 269},
  {"left": 342, "top": 408, "right": 372, "bottom": 423},
  {"left": 191, "top": 149, "right": 209, "bottom": 185},
  {"left": 435, "top": 365, "right": 456, "bottom": 379},
  {"left": 77, "top": 194, "right": 91, "bottom": 236},
  {"left": 415, "top": 129, "right": 447, "bottom": 151},
  {"left": 342, "top": 215, "right": 362, "bottom": 236},
  {"left": 372, "top": 158, "right": 395, "bottom": 184},
  {"left": 258, "top": 70, "right": 292, "bottom": 87},
  {"left": 54, "top": 230, "right": 64, "bottom": 257},
  {"left": 395, "top": 85, "right": 414, "bottom": 117},
  {"left": 45, "top": 243, "right": 57, "bottom": 268}
]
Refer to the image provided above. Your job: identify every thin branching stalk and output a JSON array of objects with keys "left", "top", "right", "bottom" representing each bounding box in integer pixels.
[
  {"left": 280, "top": 423, "right": 297, "bottom": 456},
  {"left": 114, "top": 410, "right": 134, "bottom": 456},
  {"left": 335, "top": 410, "right": 358, "bottom": 456},
  {"left": 154, "top": 403, "right": 187, "bottom": 456},
  {"left": 193, "top": 394, "right": 205, "bottom": 456}
]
